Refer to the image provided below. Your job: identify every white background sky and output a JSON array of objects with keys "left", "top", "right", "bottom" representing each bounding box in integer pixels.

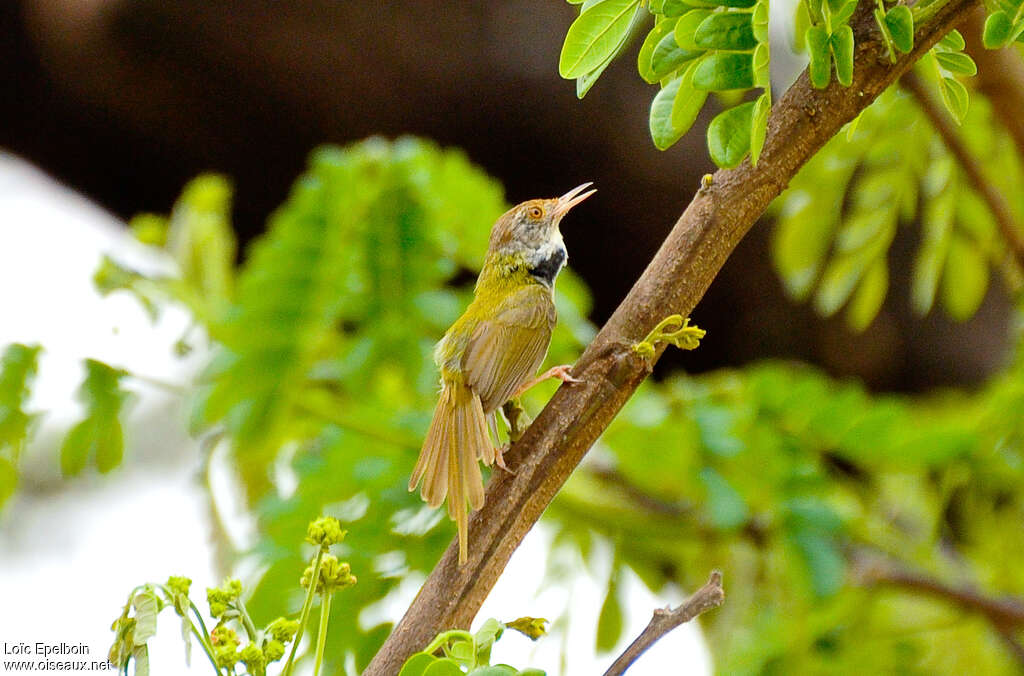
[{"left": 0, "top": 154, "right": 711, "bottom": 676}]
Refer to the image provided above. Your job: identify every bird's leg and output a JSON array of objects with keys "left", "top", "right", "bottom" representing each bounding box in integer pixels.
[{"left": 512, "top": 364, "right": 582, "bottom": 399}]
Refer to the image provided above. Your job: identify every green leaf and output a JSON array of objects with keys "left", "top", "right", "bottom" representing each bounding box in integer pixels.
[
  {"left": 845, "top": 257, "right": 888, "bottom": 331},
  {"left": 166, "top": 174, "right": 236, "bottom": 305},
  {"left": 577, "top": 0, "right": 647, "bottom": 96},
  {"left": 468, "top": 668, "right": 518, "bottom": 676},
  {"left": 938, "top": 76, "right": 969, "bottom": 124},
  {"left": 806, "top": 25, "right": 832, "bottom": 88},
  {"left": 639, "top": 18, "right": 680, "bottom": 83},
  {"left": 750, "top": 91, "right": 771, "bottom": 165},
  {"left": 831, "top": 0, "right": 858, "bottom": 24},
  {"left": 707, "top": 101, "right": 755, "bottom": 168},
  {"left": 814, "top": 250, "right": 873, "bottom": 316},
  {"left": 938, "top": 28, "right": 966, "bottom": 50},
  {"left": 671, "top": 61, "right": 709, "bottom": 135},
  {"left": 884, "top": 6, "right": 914, "bottom": 53},
  {"left": 596, "top": 571, "right": 624, "bottom": 653},
  {"left": 559, "top": 0, "right": 642, "bottom": 78},
  {"left": 694, "top": 12, "right": 758, "bottom": 50},
  {"left": 423, "top": 658, "right": 466, "bottom": 676},
  {"left": 830, "top": 25, "right": 854, "bottom": 86},
  {"left": 753, "top": 0, "right": 770, "bottom": 43},
  {"left": 692, "top": 52, "right": 755, "bottom": 90},
  {"left": 0, "top": 457, "right": 16, "bottom": 509},
  {"left": 941, "top": 235, "right": 989, "bottom": 321},
  {"left": 59, "top": 360, "right": 130, "bottom": 477},
  {"left": 752, "top": 42, "right": 770, "bottom": 87},
  {"left": 651, "top": 29, "right": 703, "bottom": 79},
  {"left": 675, "top": 9, "right": 714, "bottom": 50},
  {"left": 935, "top": 51, "right": 978, "bottom": 76},
  {"left": 791, "top": 531, "right": 845, "bottom": 597},
  {"left": 794, "top": 0, "right": 812, "bottom": 51},
  {"left": 132, "top": 589, "right": 160, "bottom": 643},
  {"left": 650, "top": 76, "right": 687, "bottom": 150},
  {"left": 132, "top": 645, "right": 150, "bottom": 676},
  {"left": 0, "top": 343, "right": 42, "bottom": 459},
  {"left": 700, "top": 467, "right": 749, "bottom": 529},
  {"left": 683, "top": 0, "right": 757, "bottom": 7},
  {"left": 661, "top": 0, "right": 692, "bottom": 16},
  {"left": 399, "top": 653, "right": 437, "bottom": 676},
  {"left": 982, "top": 11, "right": 1013, "bottom": 48}
]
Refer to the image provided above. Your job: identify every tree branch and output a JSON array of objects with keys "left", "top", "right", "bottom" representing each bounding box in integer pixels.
[
  {"left": 364, "top": 1, "right": 981, "bottom": 673},
  {"left": 901, "top": 70, "right": 1024, "bottom": 269},
  {"left": 854, "top": 555, "right": 1024, "bottom": 665},
  {"left": 602, "top": 571, "right": 725, "bottom": 676},
  {"left": 855, "top": 557, "right": 1024, "bottom": 627}
]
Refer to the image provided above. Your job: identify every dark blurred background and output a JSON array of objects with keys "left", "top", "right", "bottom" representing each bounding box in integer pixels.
[{"left": 1, "top": 0, "right": 1012, "bottom": 391}]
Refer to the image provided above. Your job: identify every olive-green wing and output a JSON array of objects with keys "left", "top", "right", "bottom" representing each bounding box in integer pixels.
[{"left": 462, "top": 285, "right": 555, "bottom": 413}]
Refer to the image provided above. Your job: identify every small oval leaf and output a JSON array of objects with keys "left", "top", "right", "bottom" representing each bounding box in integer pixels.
[
  {"left": 830, "top": 25, "right": 854, "bottom": 86},
  {"left": 675, "top": 9, "right": 715, "bottom": 50},
  {"left": 692, "top": 52, "right": 755, "bottom": 90},
  {"left": 707, "top": 101, "right": 755, "bottom": 168},
  {"left": 935, "top": 51, "right": 978, "bottom": 76},
  {"left": 559, "top": 0, "right": 642, "bottom": 78},
  {"left": 982, "top": 11, "right": 1013, "bottom": 49},
  {"left": 884, "top": 6, "right": 914, "bottom": 53},
  {"left": 806, "top": 25, "right": 831, "bottom": 88},
  {"left": 694, "top": 12, "right": 758, "bottom": 50}
]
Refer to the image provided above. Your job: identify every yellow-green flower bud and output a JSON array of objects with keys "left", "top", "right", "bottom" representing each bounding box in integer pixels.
[
  {"left": 301, "top": 554, "right": 357, "bottom": 593},
  {"left": 505, "top": 616, "right": 549, "bottom": 641},
  {"left": 305, "top": 516, "right": 346, "bottom": 549},
  {"left": 266, "top": 617, "right": 300, "bottom": 643},
  {"left": 210, "top": 626, "right": 240, "bottom": 668},
  {"left": 166, "top": 576, "right": 192, "bottom": 598},
  {"left": 240, "top": 643, "right": 265, "bottom": 671},
  {"left": 207, "top": 579, "right": 243, "bottom": 618},
  {"left": 264, "top": 639, "right": 286, "bottom": 662}
]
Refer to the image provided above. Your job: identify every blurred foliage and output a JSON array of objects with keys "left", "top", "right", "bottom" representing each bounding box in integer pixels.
[
  {"left": 5, "top": 117, "right": 1024, "bottom": 673},
  {"left": 772, "top": 80, "right": 1024, "bottom": 331},
  {"left": 0, "top": 343, "right": 41, "bottom": 508}
]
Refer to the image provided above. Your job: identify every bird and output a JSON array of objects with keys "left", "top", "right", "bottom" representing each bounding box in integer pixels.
[{"left": 409, "top": 183, "right": 596, "bottom": 564}]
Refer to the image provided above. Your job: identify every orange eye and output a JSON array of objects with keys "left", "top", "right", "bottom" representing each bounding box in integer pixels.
[{"left": 528, "top": 206, "right": 544, "bottom": 219}]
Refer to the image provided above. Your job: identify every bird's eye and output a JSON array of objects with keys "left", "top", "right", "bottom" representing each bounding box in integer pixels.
[{"left": 528, "top": 206, "right": 544, "bottom": 219}]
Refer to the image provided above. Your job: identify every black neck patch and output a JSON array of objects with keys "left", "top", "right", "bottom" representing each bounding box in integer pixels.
[{"left": 528, "top": 246, "right": 567, "bottom": 287}]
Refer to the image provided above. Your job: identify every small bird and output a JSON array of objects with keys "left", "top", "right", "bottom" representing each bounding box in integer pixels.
[{"left": 409, "top": 183, "right": 596, "bottom": 564}]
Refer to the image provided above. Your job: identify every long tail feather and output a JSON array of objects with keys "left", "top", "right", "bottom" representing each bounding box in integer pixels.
[{"left": 409, "top": 379, "right": 491, "bottom": 564}]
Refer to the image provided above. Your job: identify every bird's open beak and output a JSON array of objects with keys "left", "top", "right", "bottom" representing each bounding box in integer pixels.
[{"left": 555, "top": 182, "right": 596, "bottom": 217}]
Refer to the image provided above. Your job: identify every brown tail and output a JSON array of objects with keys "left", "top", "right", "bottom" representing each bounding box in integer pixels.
[{"left": 409, "top": 378, "right": 490, "bottom": 564}]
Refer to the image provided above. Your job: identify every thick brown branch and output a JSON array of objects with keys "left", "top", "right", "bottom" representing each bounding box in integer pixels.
[
  {"left": 901, "top": 70, "right": 1024, "bottom": 269},
  {"left": 363, "top": 1, "right": 980, "bottom": 673},
  {"left": 602, "top": 571, "right": 725, "bottom": 676}
]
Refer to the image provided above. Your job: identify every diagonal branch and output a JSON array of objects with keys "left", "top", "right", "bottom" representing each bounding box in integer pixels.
[
  {"left": 855, "top": 555, "right": 1024, "bottom": 665},
  {"left": 364, "top": 1, "right": 981, "bottom": 673},
  {"left": 603, "top": 571, "right": 725, "bottom": 676},
  {"left": 901, "top": 70, "right": 1024, "bottom": 269}
]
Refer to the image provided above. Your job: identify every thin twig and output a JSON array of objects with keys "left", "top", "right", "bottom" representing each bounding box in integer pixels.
[
  {"left": 901, "top": 70, "right": 1024, "bottom": 270},
  {"left": 603, "top": 571, "right": 725, "bottom": 676}
]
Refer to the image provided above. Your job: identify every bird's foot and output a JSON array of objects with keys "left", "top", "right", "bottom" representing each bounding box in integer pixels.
[
  {"left": 512, "top": 364, "right": 582, "bottom": 398},
  {"left": 494, "top": 443, "right": 517, "bottom": 474}
]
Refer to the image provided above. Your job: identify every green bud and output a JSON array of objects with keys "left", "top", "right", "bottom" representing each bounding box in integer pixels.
[
  {"left": 505, "top": 616, "right": 549, "bottom": 641},
  {"left": 266, "top": 617, "right": 301, "bottom": 643},
  {"left": 166, "top": 576, "right": 192, "bottom": 597},
  {"left": 301, "top": 554, "right": 357, "bottom": 593},
  {"left": 207, "top": 579, "right": 243, "bottom": 618},
  {"left": 305, "top": 516, "right": 346, "bottom": 549},
  {"left": 210, "top": 626, "right": 240, "bottom": 668},
  {"left": 264, "top": 639, "right": 286, "bottom": 662},
  {"left": 240, "top": 643, "right": 265, "bottom": 671}
]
